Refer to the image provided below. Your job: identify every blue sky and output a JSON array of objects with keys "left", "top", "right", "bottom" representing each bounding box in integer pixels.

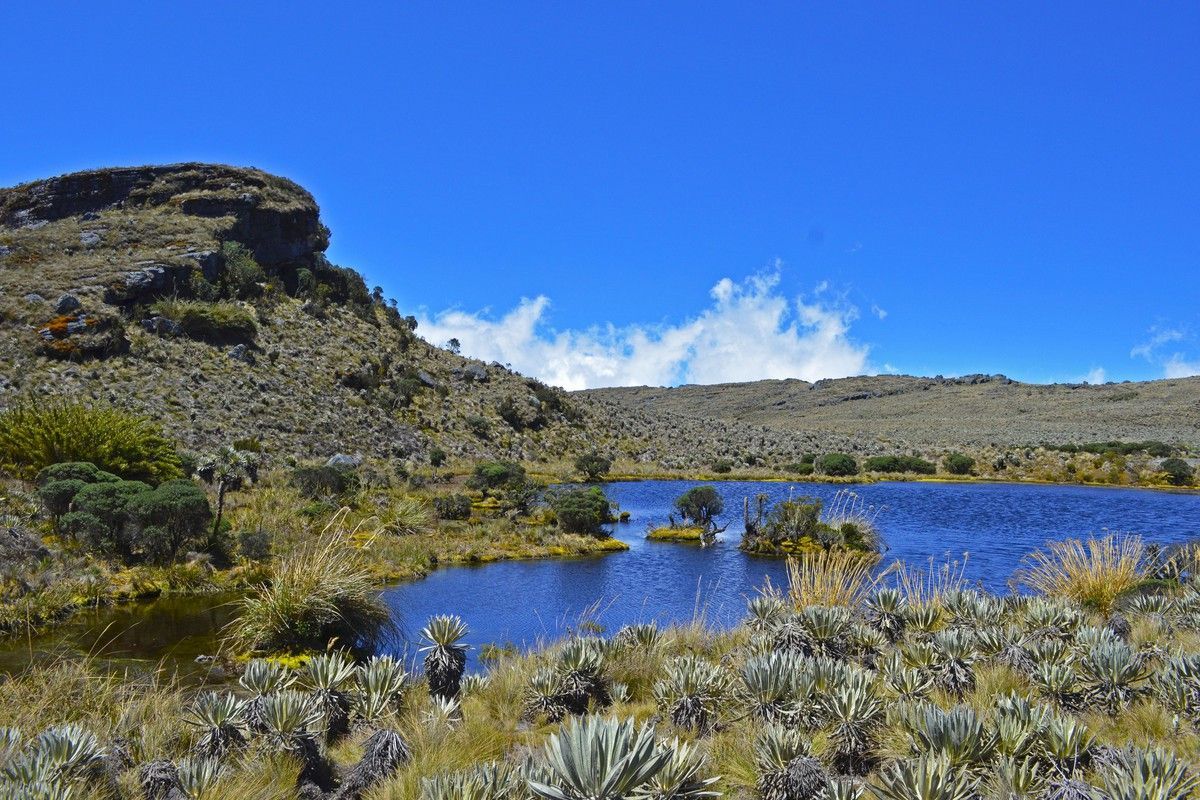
[{"left": 3, "top": 2, "right": 1198, "bottom": 388}]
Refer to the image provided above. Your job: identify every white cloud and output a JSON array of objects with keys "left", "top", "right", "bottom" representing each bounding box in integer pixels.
[
  {"left": 871, "top": 304, "right": 888, "bottom": 320},
  {"left": 1083, "top": 367, "right": 1106, "bottom": 384},
  {"left": 1131, "top": 326, "right": 1199, "bottom": 378},
  {"left": 1130, "top": 327, "right": 1184, "bottom": 360},
  {"left": 416, "top": 273, "right": 870, "bottom": 390},
  {"left": 1164, "top": 355, "right": 1200, "bottom": 379}
]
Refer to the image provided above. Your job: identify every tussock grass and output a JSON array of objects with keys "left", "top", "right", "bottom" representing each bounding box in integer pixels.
[
  {"left": 889, "top": 552, "right": 971, "bottom": 607},
  {"left": 226, "top": 508, "right": 394, "bottom": 654},
  {"left": 1012, "top": 533, "right": 1145, "bottom": 616},
  {"left": 0, "top": 399, "right": 181, "bottom": 483},
  {"left": 784, "top": 548, "right": 883, "bottom": 607}
]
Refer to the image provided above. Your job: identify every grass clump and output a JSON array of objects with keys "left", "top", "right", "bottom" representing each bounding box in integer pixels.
[
  {"left": 151, "top": 298, "right": 257, "bottom": 343},
  {"left": 1012, "top": 533, "right": 1146, "bottom": 616},
  {"left": 228, "top": 509, "right": 394, "bottom": 654},
  {"left": 784, "top": 548, "right": 882, "bottom": 607},
  {"left": 647, "top": 525, "right": 706, "bottom": 542},
  {"left": 0, "top": 399, "right": 181, "bottom": 483}
]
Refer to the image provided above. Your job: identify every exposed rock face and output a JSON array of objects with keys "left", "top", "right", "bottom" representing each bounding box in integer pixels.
[{"left": 0, "top": 163, "right": 328, "bottom": 270}]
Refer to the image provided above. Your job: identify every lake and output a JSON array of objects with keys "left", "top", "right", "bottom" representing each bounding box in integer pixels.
[
  {"left": 380, "top": 479, "right": 1200, "bottom": 665},
  {"left": 6, "top": 479, "right": 1198, "bottom": 676}
]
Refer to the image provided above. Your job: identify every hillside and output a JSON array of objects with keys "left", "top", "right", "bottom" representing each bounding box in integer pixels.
[
  {"left": 0, "top": 164, "right": 603, "bottom": 466},
  {"left": 581, "top": 373, "right": 1200, "bottom": 450}
]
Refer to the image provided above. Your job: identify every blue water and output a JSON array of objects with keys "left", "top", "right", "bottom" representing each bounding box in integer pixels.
[{"left": 380, "top": 480, "right": 1200, "bottom": 663}]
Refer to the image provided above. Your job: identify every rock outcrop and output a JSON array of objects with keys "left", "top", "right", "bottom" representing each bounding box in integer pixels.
[{"left": 0, "top": 163, "right": 328, "bottom": 271}]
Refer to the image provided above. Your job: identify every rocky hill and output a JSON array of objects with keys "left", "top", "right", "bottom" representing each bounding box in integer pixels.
[{"left": 0, "top": 164, "right": 603, "bottom": 467}]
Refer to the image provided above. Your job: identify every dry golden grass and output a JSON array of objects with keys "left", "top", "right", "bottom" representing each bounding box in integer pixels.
[
  {"left": 784, "top": 548, "right": 883, "bottom": 608},
  {"left": 1012, "top": 533, "right": 1145, "bottom": 616}
]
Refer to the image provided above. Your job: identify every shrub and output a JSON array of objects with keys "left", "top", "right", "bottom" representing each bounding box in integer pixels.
[
  {"left": 237, "top": 529, "right": 273, "bottom": 562},
  {"left": 465, "top": 415, "right": 491, "bottom": 438},
  {"left": 228, "top": 511, "right": 394, "bottom": 653},
  {"left": 217, "top": 241, "right": 266, "bottom": 299},
  {"left": 67, "top": 479, "right": 152, "bottom": 560},
  {"left": 943, "top": 452, "right": 975, "bottom": 475},
  {"left": 0, "top": 401, "right": 182, "bottom": 483},
  {"left": 548, "top": 487, "right": 612, "bottom": 535},
  {"left": 126, "top": 479, "right": 213, "bottom": 564},
  {"left": 784, "top": 463, "right": 815, "bottom": 476},
  {"left": 433, "top": 494, "right": 472, "bottom": 521},
  {"left": 674, "top": 486, "right": 724, "bottom": 530},
  {"left": 468, "top": 461, "right": 526, "bottom": 492},
  {"left": 429, "top": 447, "right": 447, "bottom": 468},
  {"left": 1161, "top": 458, "right": 1194, "bottom": 486},
  {"left": 711, "top": 459, "right": 733, "bottom": 474},
  {"left": 817, "top": 453, "right": 858, "bottom": 476},
  {"left": 574, "top": 451, "right": 612, "bottom": 483},
  {"left": 863, "top": 455, "right": 935, "bottom": 474},
  {"left": 292, "top": 464, "right": 358, "bottom": 499},
  {"left": 151, "top": 299, "right": 257, "bottom": 344}
]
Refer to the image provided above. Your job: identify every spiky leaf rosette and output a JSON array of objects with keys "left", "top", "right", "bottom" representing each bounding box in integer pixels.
[
  {"left": 755, "top": 724, "right": 825, "bottom": 800},
  {"left": 182, "top": 692, "right": 248, "bottom": 762},
  {"left": 354, "top": 656, "right": 410, "bottom": 727},
  {"left": 866, "top": 589, "right": 908, "bottom": 643},
  {"left": 300, "top": 652, "right": 358, "bottom": 742},
  {"left": 1100, "top": 746, "right": 1200, "bottom": 800},
  {"left": 908, "top": 705, "right": 996, "bottom": 772},
  {"left": 420, "top": 761, "right": 522, "bottom": 800},
  {"left": 1077, "top": 641, "right": 1151, "bottom": 715},
  {"left": 931, "top": 629, "right": 979, "bottom": 699},
  {"left": 419, "top": 615, "right": 469, "bottom": 701},
  {"left": 527, "top": 716, "right": 670, "bottom": 800},
  {"left": 823, "top": 680, "right": 885, "bottom": 775},
  {"left": 638, "top": 738, "right": 720, "bottom": 800},
  {"left": 524, "top": 667, "right": 567, "bottom": 723},
  {"left": 555, "top": 637, "right": 610, "bottom": 715},
  {"left": 652, "top": 655, "right": 731, "bottom": 735},
  {"left": 870, "top": 755, "right": 976, "bottom": 800}
]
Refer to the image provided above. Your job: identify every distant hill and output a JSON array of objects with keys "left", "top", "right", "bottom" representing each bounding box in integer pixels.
[{"left": 580, "top": 373, "right": 1200, "bottom": 451}]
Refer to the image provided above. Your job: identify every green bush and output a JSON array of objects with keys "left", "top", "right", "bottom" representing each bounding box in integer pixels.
[
  {"left": 817, "top": 453, "right": 858, "bottom": 476},
  {"left": 674, "top": 485, "right": 724, "bottom": 530},
  {"left": 1162, "top": 458, "right": 1194, "bottom": 487},
  {"left": 943, "top": 452, "right": 976, "bottom": 475},
  {"left": 68, "top": 479, "right": 151, "bottom": 560},
  {"left": 784, "top": 463, "right": 815, "bottom": 476},
  {"left": 217, "top": 242, "right": 266, "bottom": 299},
  {"left": 574, "top": 451, "right": 612, "bottom": 482},
  {"left": 711, "top": 459, "right": 733, "bottom": 474},
  {"left": 468, "top": 461, "right": 527, "bottom": 492},
  {"left": 863, "top": 455, "right": 936, "bottom": 475},
  {"left": 433, "top": 493, "right": 472, "bottom": 520},
  {"left": 548, "top": 486, "right": 612, "bottom": 535},
  {"left": 466, "top": 415, "right": 491, "bottom": 438},
  {"left": 291, "top": 464, "right": 359, "bottom": 499},
  {"left": 237, "top": 529, "right": 273, "bottom": 562},
  {"left": 0, "top": 401, "right": 181, "bottom": 483},
  {"left": 429, "top": 447, "right": 447, "bottom": 468},
  {"left": 126, "top": 480, "right": 213, "bottom": 564},
  {"left": 151, "top": 299, "right": 257, "bottom": 344}
]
